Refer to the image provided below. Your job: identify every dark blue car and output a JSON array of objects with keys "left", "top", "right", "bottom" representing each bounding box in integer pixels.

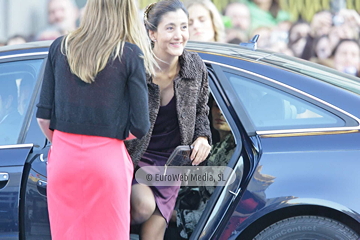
[{"left": 0, "top": 40, "right": 360, "bottom": 240}]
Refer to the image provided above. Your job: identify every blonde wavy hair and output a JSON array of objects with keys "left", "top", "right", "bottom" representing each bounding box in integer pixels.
[
  {"left": 184, "top": 0, "right": 225, "bottom": 43},
  {"left": 62, "top": 0, "right": 156, "bottom": 83}
]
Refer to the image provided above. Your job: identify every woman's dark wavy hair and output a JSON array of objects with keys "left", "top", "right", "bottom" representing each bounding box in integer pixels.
[
  {"left": 331, "top": 38, "right": 360, "bottom": 57},
  {"left": 144, "top": 0, "right": 189, "bottom": 34}
]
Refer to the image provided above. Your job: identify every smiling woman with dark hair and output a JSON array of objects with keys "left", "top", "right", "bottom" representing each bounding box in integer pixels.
[{"left": 126, "top": 0, "right": 212, "bottom": 239}]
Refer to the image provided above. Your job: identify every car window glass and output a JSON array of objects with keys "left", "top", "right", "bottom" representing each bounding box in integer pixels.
[
  {"left": 225, "top": 72, "right": 345, "bottom": 131},
  {"left": 0, "top": 59, "right": 42, "bottom": 145}
]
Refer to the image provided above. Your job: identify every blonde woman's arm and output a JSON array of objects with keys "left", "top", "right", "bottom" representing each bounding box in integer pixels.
[{"left": 37, "top": 118, "right": 53, "bottom": 143}]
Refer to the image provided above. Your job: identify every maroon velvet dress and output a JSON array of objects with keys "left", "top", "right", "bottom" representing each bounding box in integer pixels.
[{"left": 133, "top": 95, "right": 181, "bottom": 223}]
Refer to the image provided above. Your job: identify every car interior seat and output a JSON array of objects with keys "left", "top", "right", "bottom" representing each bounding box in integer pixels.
[{"left": 253, "top": 94, "right": 285, "bottom": 125}]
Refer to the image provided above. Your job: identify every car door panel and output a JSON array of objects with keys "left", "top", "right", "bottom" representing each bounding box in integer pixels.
[
  {"left": 22, "top": 149, "right": 50, "bottom": 240},
  {"left": 194, "top": 67, "right": 260, "bottom": 240},
  {"left": 0, "top": 145, "right": 32, "bottom": 239},
  {"left": 259, "top": 134, "right": 360, "bottom": 214}
]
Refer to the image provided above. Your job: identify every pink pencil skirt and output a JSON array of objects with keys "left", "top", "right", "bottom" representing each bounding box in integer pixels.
[{"left": 47, "top": 130, "right": 133, "bottom": 240}]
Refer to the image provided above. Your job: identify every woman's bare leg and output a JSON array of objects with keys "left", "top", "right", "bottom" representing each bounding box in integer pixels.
[
  {"left": 140, "top": 208, "right": 167, "bottom": 240},
  {"left": 131, "top": 184, "right": 156, "bottom": 224}
]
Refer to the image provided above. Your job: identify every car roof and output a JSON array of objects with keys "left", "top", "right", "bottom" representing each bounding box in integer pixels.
[
  {"left": 2, "top": 40, "right": 360, "bottom": 97},
  {"left": 2, "top": 40, "right": 360, "bottom": 118},
  {"left": 0, "top": 40, "right": 52, "bottom": 53}
]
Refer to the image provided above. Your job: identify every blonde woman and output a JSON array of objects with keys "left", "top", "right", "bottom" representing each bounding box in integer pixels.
[
  {"left": 184, "top": 0, "right": 225, "bottom": 42},
  {"left": 36, "top": 0, "right": 155, "bottom": 239}
]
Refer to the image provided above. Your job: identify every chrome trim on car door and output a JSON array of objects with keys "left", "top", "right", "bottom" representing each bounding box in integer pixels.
[
  {"left": 200, "top": 160, "right": 244, "bottom": 239},
  {"left": 0, "top": 173, "right": 9, "bottom": 181},
  {"left": 258, "top": 128, "right": 360, "bottom": 137},
  {"left": 39, "top": 154, "right": 48, "bottom": 164},
  {"left": 0, "top": 143, "right": 34, "bottom": 149},
  {"left": 0, "top": 52, "right": 48, "bottom": 60},
  {"left": 37, "top": 179, "right": 47, "bottom": 187}
]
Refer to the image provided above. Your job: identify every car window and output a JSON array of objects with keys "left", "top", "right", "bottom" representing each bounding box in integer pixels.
[
  {"left": 0, "top": 59, "right": 42, "bottom": 145},
  {"left": 225, "top": 72, "right": 345, "bottom": 131}
]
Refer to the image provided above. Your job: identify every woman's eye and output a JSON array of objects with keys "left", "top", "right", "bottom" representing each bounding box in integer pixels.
[
  {"left": 182, "top": 25, "right": 188, "bottom": 30},
  {"left": 167, "top": 27, "right": 174, "bottom": 30}
]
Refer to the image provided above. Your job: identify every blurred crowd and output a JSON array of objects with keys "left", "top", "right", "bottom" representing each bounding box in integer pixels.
[{"left": 1, "top": 0, "right": 360, "bottom": 78}]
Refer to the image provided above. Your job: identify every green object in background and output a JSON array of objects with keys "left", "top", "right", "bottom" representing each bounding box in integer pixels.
[{"left": 223, "top": 16, "right": 233, "bottom": 29}]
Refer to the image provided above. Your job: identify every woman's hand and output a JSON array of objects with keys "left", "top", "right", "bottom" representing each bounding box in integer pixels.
[
  {"left": 170, "top": 210, "right": 177, "bottom": 223},
  {"left": 310, "top": 11, "right": 332, "bottom": 38},
  {"left": 125, "top": 133, "right": 136, "bottom": 141},
  {"left": 190, "top": 137, "right": 211, "bottom": 165},
  {"left": 37, "top": 118, "right": 53, "bottom": 143}
]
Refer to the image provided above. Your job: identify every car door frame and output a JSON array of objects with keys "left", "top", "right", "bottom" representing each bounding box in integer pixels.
[{"left": 191, "top": 63, "right": 261, "bottom": 240}]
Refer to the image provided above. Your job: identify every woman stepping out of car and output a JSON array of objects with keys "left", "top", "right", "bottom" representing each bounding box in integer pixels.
[
  {"left": 35, "top": 0, "right": 156, "bottom": 239},
  {"left": 125, "top": 0, "right": 212, "bottom": 239}
]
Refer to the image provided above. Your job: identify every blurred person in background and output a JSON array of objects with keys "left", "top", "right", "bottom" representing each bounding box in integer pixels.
[
  {"left": 308, "top": 35, "right": 333, "bottom": 67},
  {"left": 184, "top": 0, "right": 225, "bottom": 42},
  {"left": 250, "top": 26, "right": 273, "bottom": 49},
  {"left": 223, "top": 2, "right": 251, "bottom": 43},
  {"left": 327, "top": 8, "right": 360, "bottom": 57},
  {"left": 300, "top": 10, "right": 333, "bottom": 60},
  {"left": 287, "top": 19, "right": 310, "bottom": 58},
  {"left": 312, "top": 35, "right": 332, "bottom": 60},
  {"left": 288, "top": 19, "right": 310, "bottom": 46},
  {"left": 6, "top": 34, "right": 27, "bottom": 46},
  {"left": 246, "top": 0, "right": 293, "bottom": 31},
  {"left": 328, "top": 24, "right": 358, "bottom": 51},
  {"left": 225, "top": 27, "right": 249, "bottom": 44},
  {"left": 268, "top": 20, "right": 293, "bottom": 55},
  {"left": 331, "top": 39, "right": 360, "bottom": 77},
  {"left": 224, "top": 2, "right": 251, "bottom": 36},
  {"left": 301, "top": 8, "right": 360, "bottom": 60},
  {"left": 0, "top": 79, "right": 22, "bottom": 144},
  {"left": 339, "top": 8, "right": 360, "bottom": 34},
  {"left": 18, "top": 78, "right": 34, "bottom": 116},
  {"left": 35, "top": 27, "right": 62, "bottom": 41},
  {"left": 46, "top": 0, "right": 79, "bottom": 34}
]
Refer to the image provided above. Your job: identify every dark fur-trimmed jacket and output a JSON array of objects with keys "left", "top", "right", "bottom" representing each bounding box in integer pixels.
[{"left": 125, "top": 50, "right": 212, "bottom": 167}]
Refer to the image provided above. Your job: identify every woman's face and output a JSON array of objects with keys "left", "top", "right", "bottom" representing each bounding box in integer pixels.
[
  {"left": 289, "top": 23, "right": 310, "bottom": 43},
  {"left": 334, "top": 41, "right": 360, "bottom": 75},
  {"left": 211, "top": 101, "right": 231, "bottom": 132},
  {"left": 188, "top": 4, "right": 215, "bottom": 42},
  {"left": 315, "top": 37, "right": 331, "bottom": 59},
  {"left": 150, "top": 9, "right": 189, "bottom": 57}
]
